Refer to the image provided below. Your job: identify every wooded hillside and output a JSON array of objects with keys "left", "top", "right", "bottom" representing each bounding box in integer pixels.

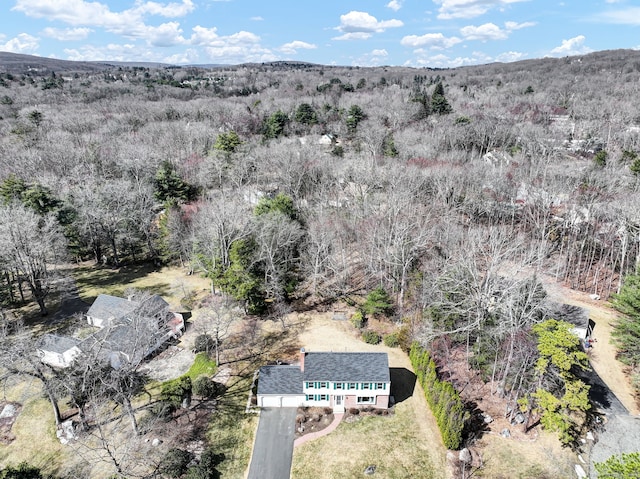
[{"left": 2, "top": 48, "right": 640, "bottom": 475}]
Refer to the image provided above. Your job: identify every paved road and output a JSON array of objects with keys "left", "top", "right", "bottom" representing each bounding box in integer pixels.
[{"left": 247, "top": 408, "right": 297, "bottom": 479}]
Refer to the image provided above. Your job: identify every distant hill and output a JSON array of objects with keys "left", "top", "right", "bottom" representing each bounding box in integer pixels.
[
  {"left": 0, "top": 51, "right": 111, "bottom": 74},
  {"left": 2, "top": 48, "right": 640, "bottom": 77}
]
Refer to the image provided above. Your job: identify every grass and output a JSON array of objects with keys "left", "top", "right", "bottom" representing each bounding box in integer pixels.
[
  {"left": 291, "top": 402, "right": 439, "bottom": 479},
  {"left": 184, "top": 352, "right": 218, "bottom": 380},
  {"left": 0, "top": 379, "right": 70, "bottom": 474},
  {"left": 70, "top": 261, "right": 212, "bottom": 308}
]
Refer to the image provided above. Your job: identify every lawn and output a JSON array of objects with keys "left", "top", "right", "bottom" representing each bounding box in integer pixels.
[
  {"left": 71, "top": 261, "right": 211, "bottom": 309},
  {"left": 291, "top": 403, "right": 439, "bottom": 479}
]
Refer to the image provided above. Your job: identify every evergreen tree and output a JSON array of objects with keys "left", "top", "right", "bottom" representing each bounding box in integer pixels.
[
  {"left": 346, "top": 104, "right": 365, "bottom": 132},
  {"left": 431, "top": 82, "right": 452, "bottom": 115},
  {"left": 154, "top": 161, "right": 198, "bottom": 205},
  {"left": 294, "top": 103, "right": 318, "bottom": 125},
  {"left": 595, "top": 452, "right": 640, "bottom": 478},
  {"left": 611, "top": 272, "right": 640, "bottom": 392},
  {"left": 530, "top": 319, "right": 591, "bottom": 445},
  {"left": 263, "top": 110, "right": 289, "bottom": 139},
  {"left": 213, "top": 130, "right": 241, "bottom": 153}
]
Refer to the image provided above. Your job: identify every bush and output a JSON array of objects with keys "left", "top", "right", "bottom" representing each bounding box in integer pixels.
[
  {"left": 362, "top": 329, "right": 381, "bottom": 345},
  {"left": 193, "top": 376, "right": 226, "bottom": 398},
  {"left": 161, "top": 376, "right": 192, "bottom": 408},
  {"left": 194, "top": 334, "right": 214, "bottom": 354},
  {"left": 159, "top": 449, "right": 194, "bottom": 478},
  {"left": 383, "top": 332, "right": 400, "bottom": 348},
  {"left": 181, "top": 289, "right": 197, "bottom": 310},
  {"left": 350, "top": 310, "right": 366, "bottom": 329}
]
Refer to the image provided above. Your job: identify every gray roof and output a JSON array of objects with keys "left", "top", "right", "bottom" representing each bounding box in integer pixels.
[
  {"left": 542, "top": 300, "right": 590, "bottom": 328},
  {"left": 303, "top": 352, "right": 390, "bottom": 383},
  {"left": 258, "top": 365, "right": 303, "bottom": 395},
  {"left": 39, "top": 334, "right": 80, "bottom": 354},
  {"left": 86, "top": 294, "right": 136, "bottom": 321}
]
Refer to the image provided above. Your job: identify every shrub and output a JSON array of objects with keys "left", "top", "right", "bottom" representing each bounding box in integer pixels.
[
  {"left": 362, "top": 329, "right": 381, "bottom": 345},
  {"left": 193, "top": 376, "right": 226, "bottom": 398},
  {"left": 410, "top": 343, "right": 469, "bottom": 449},
  {"left": 194, "top": 334, "right": 214, "bottom": 354},
  {"left": 160, "top": 449, "right": 194, "bottom": 478},
  {"left": 350, "top": 310, "right": 366, "bottom": 329},
  {"left": 383, "top": 332, "right": 400, "bottom": 348},
  {"left": 161, "top": 376, "right": 192, "bottom": 408}
]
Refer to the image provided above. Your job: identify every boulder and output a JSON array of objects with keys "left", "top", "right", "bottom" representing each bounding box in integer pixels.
[
  {"left": 501, "top": 428, "right": 511, "bottom": 438},
  {"left": 364, "top": 465, "right": 376, "bottom": 475},
  {"left": 459, "top": 448, "right": 472, "bottom": 464}
]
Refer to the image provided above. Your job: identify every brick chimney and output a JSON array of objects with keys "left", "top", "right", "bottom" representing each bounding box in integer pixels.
[{"left": 300, "top": 347, "right": 306, "bottom": 372}]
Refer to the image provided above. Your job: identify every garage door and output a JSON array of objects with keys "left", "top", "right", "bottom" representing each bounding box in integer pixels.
[{"left": 259, "top": 395, "right": 301, "bottom": 407}]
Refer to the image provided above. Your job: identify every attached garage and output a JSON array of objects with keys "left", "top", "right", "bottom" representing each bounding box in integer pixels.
[
  {"left": 259, "top": 395, "right": 304, "bottom": 408},
  {"left": 257, "top": 365, "right": 303, "bottom": 408}
]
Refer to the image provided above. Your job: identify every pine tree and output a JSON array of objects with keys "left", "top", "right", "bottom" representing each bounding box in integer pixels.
[
  {"left": 431, "top": 82, "right": 452, "bottom": 115},
  {"left": 611, "top": 272, "right": 640, "bottom": 382}
]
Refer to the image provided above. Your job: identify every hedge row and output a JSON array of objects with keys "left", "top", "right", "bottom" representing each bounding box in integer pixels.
[{"left": 409, "top": 343, "right": 469, "bottom": 450}]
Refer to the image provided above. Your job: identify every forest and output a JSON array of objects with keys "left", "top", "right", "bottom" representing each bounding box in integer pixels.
[{"left": 1, "top": 49, "right": 640, "bottom": 477}]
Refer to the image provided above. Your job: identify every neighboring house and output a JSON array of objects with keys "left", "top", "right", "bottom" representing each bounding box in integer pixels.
[
  {"left": 257, "top": 349, "right": 390, "bottom": 411},
  {"left": 38, "top": 334, "right": 82, "bottom": 368},
  {"left": 38, "top": 293, "right": 185, "bottom": 369},
  {"left": 542, "top": 300, "right": 595, "bottom": 344}
]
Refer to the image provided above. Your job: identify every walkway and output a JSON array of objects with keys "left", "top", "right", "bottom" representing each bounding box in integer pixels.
[{"left": 294, "top": 412, "right": 344, "bottom": 447}]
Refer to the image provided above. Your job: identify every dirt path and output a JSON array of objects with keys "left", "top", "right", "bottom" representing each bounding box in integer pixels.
[{"left": 542, "top": 279, "right": 640, "bottom": 415}]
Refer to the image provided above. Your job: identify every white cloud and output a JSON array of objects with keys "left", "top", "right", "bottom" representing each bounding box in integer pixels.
[
  {"left": 333, "top": 32, "right": 373, "bottom": 41},
  {"left": 386, "top": 1, "right": 402, "bottom": 11},
  {"left": 371, "top": 49, "right": 388, "bottom": 57},
  {"left": 279, "top": 40, "right": 317, "bottom": 55},
  {"left": 597, "top": 7, "right": 640, "bottom": 25},
  {"left": 460, "top": 23, "right": 507, "bottom": 41},
  {"left": 335, "top": 11, "right": 403, "bottom": 36},
  {"left": 0, "top": 33, "right": 39, "bottom": 53},
  {"left": 132, "top": 0, "right": 195, "bottom": 17},
  {"left": 504, "top": 21, "right": 536, "bottom": 30},
  {"left": 401, "top": 33, "right": 462, "bottom": 49},
  {"left": 433, "top": 0, "right": 531, "bottom": 20},
  {"left": 352, "top": 48, "right": 390, "bottom": 66},
  {"left": 549, "top": 35, "right": 593, "bottom": 56},
  {"left": 250, "top": 16, "right": 264, "bottom": 21},
  {"left": 145, "top": 22, "right": 185, "bottom": 47},
  {"left": 460, "top": 21, "right": 535, "bottom": 41},
  {"left": 41, "top": 27, "right": 92, "bottom": 41},
  {"left": 12, "top": 0, "right": 194, "bottom": 40}
]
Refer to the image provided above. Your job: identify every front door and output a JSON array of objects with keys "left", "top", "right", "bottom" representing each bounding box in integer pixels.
[{"left": 334, "top": 395, "right": 344, "bottom": 412}]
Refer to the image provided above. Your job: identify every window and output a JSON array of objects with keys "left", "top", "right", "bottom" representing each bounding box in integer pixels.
[
  {"left": 335, "top": 382, "right": 343, "bottom": 389},
  {"left": 348, "top": 383, "right": 356, "bottom": 390},
  {"left": 306, "top": 394, "right": 314, "bottom": 401},
  {"left": 306, "top": 382, "right": 313, "bottom": 389},
  {"left": 357, "top": 397, "right": 375, "bottom": 404},
  {"left": 319, "top": 394, "right": 328, "bottom": 401},
  {"left": 319, "top": 382, "right": 327, "bottom": 388},
  {"left": 376, "top": 383, "right": 385, "bottom": 390},
  {"left": 362, "top": 383, "right": 370, "bottom": 390}
]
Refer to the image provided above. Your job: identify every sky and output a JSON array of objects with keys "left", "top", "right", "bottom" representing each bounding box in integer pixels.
[{"left": 1, "top": 0, "right": 639, "bottom": 68}]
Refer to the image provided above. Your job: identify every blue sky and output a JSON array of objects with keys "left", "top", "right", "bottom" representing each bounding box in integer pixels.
[{"left": 1, "top": 0, "right": 639, "bottom": 67}]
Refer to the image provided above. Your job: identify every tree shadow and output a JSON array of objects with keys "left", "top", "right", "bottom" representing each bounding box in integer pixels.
[
  {"left": 463, "top": 400, "right": 491, "bottom": 443},
  {"left": 389, "top": 367, "right": 416, "bottom": 404}
]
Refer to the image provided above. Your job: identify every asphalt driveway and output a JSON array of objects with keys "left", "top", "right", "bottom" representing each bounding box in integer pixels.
[{"left": 247, "top": 407, "right": 297, "bottom": 479}]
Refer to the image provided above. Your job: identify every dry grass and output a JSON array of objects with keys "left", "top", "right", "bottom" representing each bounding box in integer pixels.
[
  {"left": 0, "top": 378, "right": 70, "bottom": 474},
  {"left": 71, "top": 261, "right": 211, "bottom": 309},
  {"left": 472, "top": 431, "right": 575, "bottom": 478}
]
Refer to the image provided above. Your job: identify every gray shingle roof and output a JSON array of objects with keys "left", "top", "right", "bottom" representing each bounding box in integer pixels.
[
  {"left": 303, "top": 352, "right": 390, "bottom": 383},
  {"left": 258, "top": 365, "right": 303, "bottom": 395},
  {"left": 86, "top": 294, "right": 136, "bottom": 322},
  {"left": 542, "top": 300, "right": 589, "bottom": 328},
  {"left": 39, "top": 334, "right": 80, "bottom": 353}
]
